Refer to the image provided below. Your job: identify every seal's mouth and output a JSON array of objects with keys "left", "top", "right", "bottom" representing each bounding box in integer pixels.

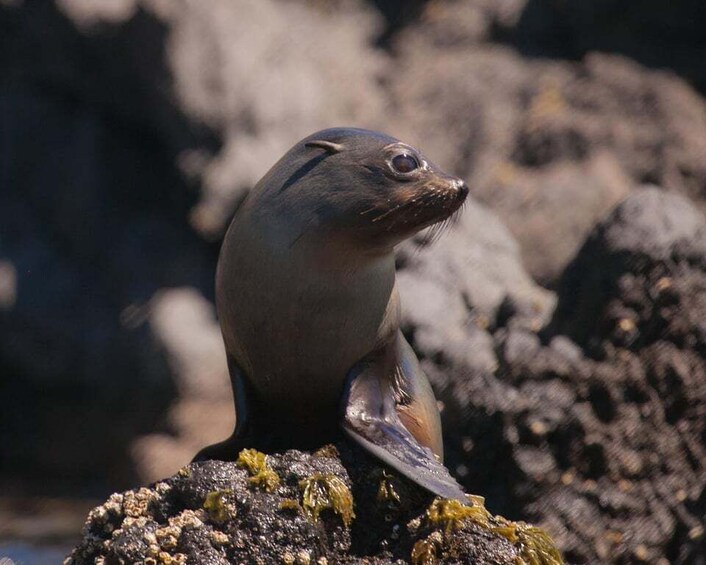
[{"left": 385, "top": 177, "right": 468, "bottom": 232}]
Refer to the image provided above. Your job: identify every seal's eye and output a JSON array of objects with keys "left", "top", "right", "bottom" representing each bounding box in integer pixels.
[{"left": 391, "top": 153, "right": 419, "bottom": 174}]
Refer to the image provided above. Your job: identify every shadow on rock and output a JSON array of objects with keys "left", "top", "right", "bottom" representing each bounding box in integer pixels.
[
  {"left": 422, "top": 188, "right": 706, "bottom": 564},
  {"left": 0, "top": 1, "right": 219, "bottom": 494},
  {"left": 505, "top": 0, "right": 706, "bottom": 93}
]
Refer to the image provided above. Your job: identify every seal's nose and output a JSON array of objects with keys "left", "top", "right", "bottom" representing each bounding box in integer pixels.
[{"left": 454, "top": 179, "right": 469, "bottom": 201}]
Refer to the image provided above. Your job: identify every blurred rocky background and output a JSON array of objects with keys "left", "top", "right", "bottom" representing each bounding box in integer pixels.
[{"left": 0, "top": 0, "right": 704, "bottom": 563}]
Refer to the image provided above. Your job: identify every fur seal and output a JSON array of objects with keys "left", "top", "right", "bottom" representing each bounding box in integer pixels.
[{"left": 195, "top": 127, "right": 468, "bottom": 501}]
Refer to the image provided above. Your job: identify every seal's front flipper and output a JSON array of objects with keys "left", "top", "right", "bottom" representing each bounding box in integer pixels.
[
  {"left": 341, "top": 335, "right": 467, "bottom": 502},
  {"left": 192, "top": 355, "right": 252, "bottom": 462}
]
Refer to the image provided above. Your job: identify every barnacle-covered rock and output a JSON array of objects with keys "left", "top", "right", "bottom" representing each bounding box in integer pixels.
[{"left": 66, "top": 444, "right": 562, "bottom": 564}]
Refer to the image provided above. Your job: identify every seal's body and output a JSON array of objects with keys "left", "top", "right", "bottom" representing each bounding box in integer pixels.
[{"left": 197, "top": 128, "right": 468, "bottom": 501}]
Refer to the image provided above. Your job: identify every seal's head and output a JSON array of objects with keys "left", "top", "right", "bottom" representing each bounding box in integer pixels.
[{"left": 249, "top": 127, "right": 468, "bottom": 252}]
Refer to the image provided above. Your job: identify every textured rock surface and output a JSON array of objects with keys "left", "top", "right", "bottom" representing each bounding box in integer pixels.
[
  {"left": 503, "top": 0, "right": 706, "bottom": 92},
  {"left": 420, "top": 190, "right": 706, "bottom": 564},
  {"left": 387, "top": 6, "right": 706, "bottom": 282},
  {"left": 66, "top": 445, "right": 565, "bottom": 564},
  {"left": 0, "top": 0, "right": 386, "bottom": 491}
]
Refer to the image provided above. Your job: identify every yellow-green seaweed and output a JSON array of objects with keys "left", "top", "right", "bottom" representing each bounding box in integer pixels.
[
  {"left": 203, "top": 489, "right": 235, "bottom": 522},
  {"left": 278, "top": 498, "right": 303, "bottom": 513},
  {"left": 513, "top": 523, "right": 564, "bottom": 565},
  {"left": 376, "top": 472, "right": 401, "bottom": 506},
  {"left": 411, "top": 536, "right": 439, "bottom": 565},
  {"left": 299, "top": 473, "right": 355, "bottom": 527},
  {"left": 424, "top": 496, "right": 563, "bottom": 565},
  {"left": 425, "top": 498, "right": 492, "bottom": 533},
  {"left": 236, "top": 448, "right": 281, "bottom": 492},
  {"left": 313, "top": 444, "right": 339, "bottom": 459}
]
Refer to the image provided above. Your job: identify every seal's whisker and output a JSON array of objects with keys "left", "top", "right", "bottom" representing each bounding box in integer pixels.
[
  {"left": 359, "top": 205, "right": 379, "bottom": 216},
  {"left": 417, "top": 202, "right": 458, "bottom": 246},
  {"left": 417, "top": 223, "right": 441, "bottom": 247},
  {"left": 373, "top": 194, "right": 427, "bottom": 223},
  {"left": 426, "top": 220, "right": 449, "bottom": 246},
  {"left": 385, "top": 191, "right": 440, "bottom": 231}
]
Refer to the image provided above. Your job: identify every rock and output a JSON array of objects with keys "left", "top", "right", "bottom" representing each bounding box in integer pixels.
[
  {"left": 0, "top": 0, "right": 387, "bottom": 490},
  {"left": 131, "top": 288, "right": 235, "bottom": 482},
  {"left": 0, "top": 1, "right": 214, "bottom": 489},
  {"left": 394, "top": 196, "right": 556, "bottom": 439},
  {"left": 398, "top": 198, "right": 556, "bottom": 332},
  {"left": 507, "top": 0, "right": 706, "bottom": 92},
  {"left": 435, "top": 189, "right": 706, "bottom": 564},
  {"left": 388, "top": 7, "right": 706, "bottom": 281},
  {"left": 550, "top": 187, "right": 706, "bottom": 349},
  {"left": 66, "top": 445, "right": 563, "bottom": 564},
  {"left": 159, "top": 0, "right": 388, "bottom": 237},
  {"left": 385, "top": 0, "right": 706, "bottom": 93}
]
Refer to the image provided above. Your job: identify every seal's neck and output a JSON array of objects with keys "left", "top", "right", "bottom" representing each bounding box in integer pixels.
[
  {"left": 298, "top": 233, "right": 394, "bottom": 274},
  {"left": 252, "top": 208, "right": 393, "bottom": 274}
]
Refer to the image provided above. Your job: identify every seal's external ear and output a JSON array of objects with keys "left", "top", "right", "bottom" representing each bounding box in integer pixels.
[{"left": 305, "top": 140, "right": 344, "bottom": 154}]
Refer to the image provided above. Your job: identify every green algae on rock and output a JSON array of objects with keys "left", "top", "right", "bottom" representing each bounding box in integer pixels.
[
  {"left": 313, "top": 444, "right": 340, "bottom": 459},
  {"left": 278, "top": 498, "right": 304, "bottom": 513},
  {"left": 236, "top": 448, "right": 281, "bottom": 492},
  {"left": 512, "top": 524, "right": 564, "bottom": 565},
  {"left": 66, "top": 445, "right": 550, "bottom": 563},
  {"left": 202, "top": 489, "right": 236, "bottom": 522},
  {"left": 299, "top": 473, "right": 355, "bottom": 527},
  {"left": 423, "top": 496, "right": 564, "bottom": 565},
  {"left": 411, "top": 531, "right": 443, "bottom": 565},
  {"left": 376, "top": 470, "right": 402, "bottom": 506}
]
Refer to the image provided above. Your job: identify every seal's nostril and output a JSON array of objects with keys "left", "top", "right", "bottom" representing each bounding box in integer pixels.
[{"left": 457, "top": 181, "right": 469, "bottom": 199}]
